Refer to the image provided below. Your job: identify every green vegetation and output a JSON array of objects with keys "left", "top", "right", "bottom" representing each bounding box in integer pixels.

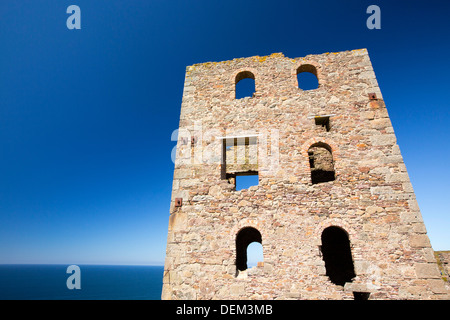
[{"left": 434, "top": 251, "right": 449, "bottom": 282}]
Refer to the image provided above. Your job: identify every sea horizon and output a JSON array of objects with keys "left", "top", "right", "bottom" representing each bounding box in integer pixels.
[
  {"left": 0, "top": 264, "right": 164, "bottom": 300},
  {"left": 0, "top": 263, "right": 164, "bottom": 266}
]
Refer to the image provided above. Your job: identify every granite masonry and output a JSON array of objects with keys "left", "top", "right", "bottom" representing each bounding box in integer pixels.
[{"left": 162, "top": 49, "right": 449, "bottom": 300}]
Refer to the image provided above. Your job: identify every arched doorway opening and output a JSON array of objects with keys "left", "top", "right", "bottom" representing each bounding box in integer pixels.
[
  {"left": 321, "top": 226, "right": 356, "bottom": 286},
  {"left": 235, "top": 227, "right": 262, "bottom": 273}
]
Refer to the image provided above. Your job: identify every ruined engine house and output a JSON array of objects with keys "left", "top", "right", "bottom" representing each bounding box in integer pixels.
[{"left": 162, "top": 49, "right": 447, "bottom": 300}]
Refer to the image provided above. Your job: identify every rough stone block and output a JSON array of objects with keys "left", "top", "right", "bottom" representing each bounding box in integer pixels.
[
  {"left": 230, "top": 283, "right": 246, "bottom": 296},
  {"left": 370, "top": 134, "right": 396, "bottom": 146},
  {"left": 410, "top": 234, "right": 431, "bottom": 248},
  {"left": 415, "top": 263, "right": 441, "bottom": 279}
]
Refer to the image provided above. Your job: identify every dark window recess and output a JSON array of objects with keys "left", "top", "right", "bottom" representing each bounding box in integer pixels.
[
  {"left": 311, "top": 170, "right": 335, "bottom": 185},
  {"left": 308, "top": 143, "right": 335, "bottom": 184},
  {"left": 308, "top": 151, "right": 315, "bottom": 169},
  {"left": 353, "top": 292, "right": 371, "bottom": 300},
  {"left": 321, "top": 226, "right": 356, "bottom": 286},
  {"left": 314, "top": 116, "right": 330, "bottom": 132}
]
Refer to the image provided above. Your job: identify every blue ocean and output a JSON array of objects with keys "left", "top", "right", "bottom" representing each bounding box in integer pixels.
[{"left": 0, "top": 264, "right": 164, "bottom": 300}]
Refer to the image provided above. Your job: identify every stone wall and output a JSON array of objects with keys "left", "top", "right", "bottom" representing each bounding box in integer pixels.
[{"left": 162, "top": 49, "right": 449, "bottom": 300}]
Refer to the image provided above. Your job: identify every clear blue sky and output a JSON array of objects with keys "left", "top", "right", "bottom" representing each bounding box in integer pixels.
[{"left": 0, "top": 0, "right": 449, "bottom": 265}]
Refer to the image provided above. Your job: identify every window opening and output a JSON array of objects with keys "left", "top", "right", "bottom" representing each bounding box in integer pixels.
[
  {"left": 314, "top": 116, "right": 330, "bottom": 132},
  {"left": 297, "top": 64, "right": 318, "bottom": 90},
  {"left": 221, "top": 136, "right": 258, "bottom": 190},
  {"left": 246, "top": 241, "right": 264, "bottom": 268},
  {"left": 236, "top": 174, "right": 259, "bottom": 191},
  {"left": 236, "top": 227, "right": 262, "bottom": 275},
  {"left": 353, "top": 292, "right": 370, "bottom": 300},
  {"left": 321, "top": 226, "right": 356, "bottom": 286},
  {"left": 235, "top": 71, "right": 255, "bottom": 99},
  {"left": 308, "top": 143, "right": 335, "bottom": 184}
]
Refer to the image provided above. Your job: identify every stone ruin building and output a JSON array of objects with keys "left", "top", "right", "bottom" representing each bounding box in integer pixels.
[{"left": 162, "top": 49, "right": 449, "bottom": 300}]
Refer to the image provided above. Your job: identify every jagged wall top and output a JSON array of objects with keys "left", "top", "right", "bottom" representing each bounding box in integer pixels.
[{"left": 187, "top": 49, "right": 368, "bottom": 70}]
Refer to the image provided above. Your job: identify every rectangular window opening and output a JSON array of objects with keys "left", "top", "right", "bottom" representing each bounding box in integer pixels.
[
  {"left": 221, "top": 136, "right": 258, "bottom": 190},
  {"left": 235, "top": 172, "right": 259, "bottom": 191},
  {"left": 314, "top": 116, "right": 330, "bottom": 132}
]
